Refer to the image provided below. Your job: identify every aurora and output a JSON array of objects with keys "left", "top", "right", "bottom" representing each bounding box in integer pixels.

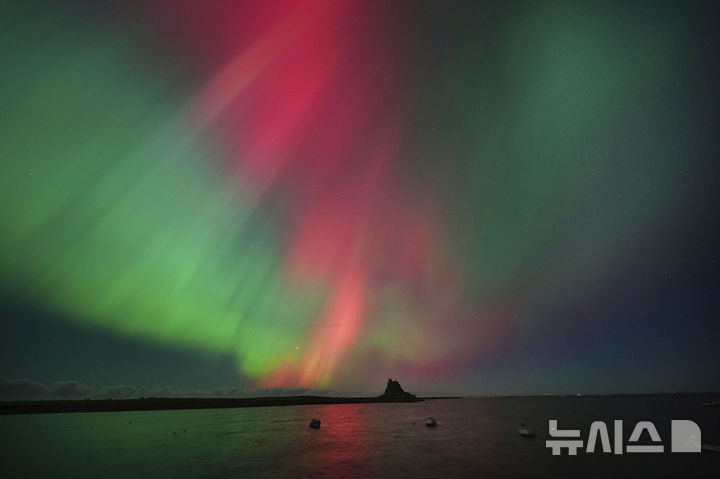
[{"left": 1, "top": 0, "right": 717, "bottom": 396}]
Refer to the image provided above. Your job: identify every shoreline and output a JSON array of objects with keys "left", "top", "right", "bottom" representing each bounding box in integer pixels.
[
  {"left": 4, "top": 392, "right": 713, "bottom": 415},
  {"left": 0, "top": 396, "right": 462, "bottom": 415}
]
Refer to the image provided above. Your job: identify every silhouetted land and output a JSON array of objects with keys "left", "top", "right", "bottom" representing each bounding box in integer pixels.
[
  {"left": 0, "top": 379, "right": 462, "bottom": 415},
  {"left": 0, "top": 396, "right": 425, "bottom": 415}
]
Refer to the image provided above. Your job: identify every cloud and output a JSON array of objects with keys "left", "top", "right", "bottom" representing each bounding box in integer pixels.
[
  {"left": 137, "top": 385, "right": 216, "bottom": 398},
  {"left": 51, "top": 380, "right": 95, "bottom": 397},
  {"left": 211, "top": 386, "right": 334, "bottom": 397},
  {"left": 0, "top": 376, "right": 340, "bottom": 400},
  {"left": 0, "top": 377, "right": 98, "bottom": 398},
  {"left": 253, "top": 387, "right": 312, "bottom": 397},
  {"left": 0, "top": 376, "right": 50, "bottom": 397},
  {"left": 99, "top": 384, "right": 137, "bottom": 398},
  {"left": 212, "top": 386, "right": 248, "bottom": 397}
]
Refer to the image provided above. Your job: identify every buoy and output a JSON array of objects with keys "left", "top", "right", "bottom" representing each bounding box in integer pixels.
[
  {"left": 309, "top": 418, "right": 321, "bottom": 429},
  {"left": 425, "top": 417, "right": 437, "bottom": 427}
]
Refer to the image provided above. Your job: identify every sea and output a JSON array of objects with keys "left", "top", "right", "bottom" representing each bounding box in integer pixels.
[{"left": 1, "top": 395, "right": 719, "bottom": 478}]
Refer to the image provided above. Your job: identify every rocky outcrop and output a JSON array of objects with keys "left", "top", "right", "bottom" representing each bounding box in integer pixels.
[{"left": 378, "top": 378, "right": 418, "bottom": 401}]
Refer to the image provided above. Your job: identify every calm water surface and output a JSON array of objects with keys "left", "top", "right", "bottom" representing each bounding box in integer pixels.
[{"left": 2, "top": 396, "right": 719, "bottom": 478}]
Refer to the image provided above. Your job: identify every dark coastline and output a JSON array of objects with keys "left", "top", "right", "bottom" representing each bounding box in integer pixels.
[
  {"left": 0, "top": 396, "right": 456, "bottom": 415},
  {"left": 0, "top": 378, "right": 456, "bottom": 415}
]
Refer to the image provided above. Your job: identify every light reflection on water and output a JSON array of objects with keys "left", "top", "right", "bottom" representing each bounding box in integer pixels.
[{"left": 1, "top": 397, "right": 719, "bottom": 478}]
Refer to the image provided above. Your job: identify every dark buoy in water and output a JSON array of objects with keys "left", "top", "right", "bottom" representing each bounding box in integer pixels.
[
  {"left": 309, "top": 418, "right": 321, "bottom": 429},
  {"left": 425, "top": 417, "right": 437, "bottom": 427}
]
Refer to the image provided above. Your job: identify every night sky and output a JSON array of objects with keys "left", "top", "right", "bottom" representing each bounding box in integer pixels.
[{"left": 1, "top": 0, "right": 718, "bottom": 398}]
